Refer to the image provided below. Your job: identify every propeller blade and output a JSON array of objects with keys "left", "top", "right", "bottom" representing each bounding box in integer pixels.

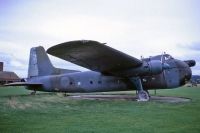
[{"left": 163, "top": 63, "right": 170, "bottom": 70}]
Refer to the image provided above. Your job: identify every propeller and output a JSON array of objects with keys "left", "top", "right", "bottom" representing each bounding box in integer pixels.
[
  {"left": 161, "top": 52, "right": 170, "bottom": 70},
  {"left": 161, "top": 52, "right": 171, "bottom": 81}
]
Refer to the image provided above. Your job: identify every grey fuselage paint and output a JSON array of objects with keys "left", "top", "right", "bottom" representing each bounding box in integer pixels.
[
  {"left": 26, "top": 71, "right": 133, "bottom": 92},
  {"left": 25, "top": 46, "right": 193, "bottom": 93},
  {"left": 26, "top": 58, "right": 192, "bottom": 93}
]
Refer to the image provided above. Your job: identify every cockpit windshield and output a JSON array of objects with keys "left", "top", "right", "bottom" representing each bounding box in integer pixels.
[
  {"left": 142, "top": 53, "right": 174, "bottom": 62},
  {"left": 163, "top": 54, "right": 174, "bottom": 61}
]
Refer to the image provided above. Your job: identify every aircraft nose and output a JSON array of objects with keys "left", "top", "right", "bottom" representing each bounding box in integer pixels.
[
  {"left": 185, "top": 70, "right": 192, "bottom": 81},
  {"left": 179, "top": 67, "right": 192, "bottom": 86},
  {"left": 185, "top": 68, "right": 192, "bottom": 82}
]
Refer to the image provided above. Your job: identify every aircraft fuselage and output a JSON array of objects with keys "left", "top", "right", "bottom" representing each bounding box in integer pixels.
[
  {"left": 5, "top": 42, "right": 195, "bottom": 101},
  {"left": 26, "top": 58, "right": 192, "bottom": 93}
]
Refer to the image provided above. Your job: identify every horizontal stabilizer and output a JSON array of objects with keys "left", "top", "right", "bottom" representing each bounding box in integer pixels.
[{"left": 5, "top": 82, "right": 42, "bottom": 87}]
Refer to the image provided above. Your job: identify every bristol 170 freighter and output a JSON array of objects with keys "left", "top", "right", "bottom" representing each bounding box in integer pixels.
[{"left": 6, "top": 40, "right": 195, "bottom": 101}]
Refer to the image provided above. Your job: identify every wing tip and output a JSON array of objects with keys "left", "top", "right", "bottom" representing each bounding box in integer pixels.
[{"left": 47, "top": 40, "right": 103, "bottom": 54}]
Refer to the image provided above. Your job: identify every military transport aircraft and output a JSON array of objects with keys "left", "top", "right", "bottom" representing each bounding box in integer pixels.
[{"left": 6, "top": 40, "right": 196, "bottom": 101}]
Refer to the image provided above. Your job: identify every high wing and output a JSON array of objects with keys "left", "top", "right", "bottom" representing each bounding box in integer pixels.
[{"left": 47, "top": 40, "right": 142, "bottom": 75}]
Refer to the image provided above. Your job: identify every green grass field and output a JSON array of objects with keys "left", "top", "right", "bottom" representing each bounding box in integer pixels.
[{"left": 0, "top": 86, "right": 200, "bottom": 133}]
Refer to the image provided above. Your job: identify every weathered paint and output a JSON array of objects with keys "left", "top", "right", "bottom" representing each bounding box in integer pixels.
[{"left": 6, "top": 41, "right": 195, "bottom": 94}]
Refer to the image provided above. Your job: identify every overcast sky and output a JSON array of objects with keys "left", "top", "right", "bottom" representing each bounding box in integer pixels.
[{"left": 0, "top": 0, "right": 200, "bottom": 77}]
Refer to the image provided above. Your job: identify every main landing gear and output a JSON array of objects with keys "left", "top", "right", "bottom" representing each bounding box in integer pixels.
[
  {"left": 137, "top": 90, "right": 149, "bottom": 101},
  {"left": 130, "top": 77, "right": 150, "bottom": 101},
  {"left": 30, "top": 90, "right": 36, "bottom": 95},
  {"left": 63, "top": 93, "right": 69, "bottom": 97}
]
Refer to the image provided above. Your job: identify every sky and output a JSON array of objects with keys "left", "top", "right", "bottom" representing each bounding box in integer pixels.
[{"left": 0, "top": 0, "right": 200, "bottom": 77}]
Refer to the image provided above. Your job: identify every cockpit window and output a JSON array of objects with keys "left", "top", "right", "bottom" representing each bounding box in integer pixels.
[
  {"left": 144, "top": 54, "right": 174, "bottom": 61},
  {"left": 164, "top": 54, "right": 173, "bottom": 61}
]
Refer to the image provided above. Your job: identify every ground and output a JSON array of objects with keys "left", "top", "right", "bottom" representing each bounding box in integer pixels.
[{"left": 0, "top": 86, "right": 200, "bottom": 133}]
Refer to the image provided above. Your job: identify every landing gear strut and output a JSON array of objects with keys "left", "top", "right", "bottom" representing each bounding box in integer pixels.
[
  {"left": 130, "top": 77, "right": 150, "bottom": 101},
  {"left": 63, "top": 93, "right": 69, "bottom": 97},
  {"left": 30, "top": 90, "right": 36, "bottom": 95}
]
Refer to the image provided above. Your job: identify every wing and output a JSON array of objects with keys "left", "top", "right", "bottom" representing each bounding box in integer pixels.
[{"left": 47, "top": 40, "right": 142, "bottom": 75}]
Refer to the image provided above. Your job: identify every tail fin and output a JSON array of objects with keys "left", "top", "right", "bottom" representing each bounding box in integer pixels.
[
  {"left": 28, "top": 46, "right": 55, "bottom": 78},
  {"left": 28, "top": 46, "right": 80, "bottom": 78}
]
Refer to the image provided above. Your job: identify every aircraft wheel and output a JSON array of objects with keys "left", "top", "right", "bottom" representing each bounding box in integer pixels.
[
  {"left": 63, "top": 93, "right": 69, "bottom": 97},
  {"left": 137, "top": 90, "right": 150, "bottom": 101},
  {"left": 30, "top": 91, "right": 36, "bottom": 95}
]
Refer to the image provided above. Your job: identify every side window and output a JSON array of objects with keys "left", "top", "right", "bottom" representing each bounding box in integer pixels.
[
  {"left": 90, "top": 81, "right": 93, "bottom": 84},
  {"left": 69, "top": 82, "right": 73, "bottom": 85}
]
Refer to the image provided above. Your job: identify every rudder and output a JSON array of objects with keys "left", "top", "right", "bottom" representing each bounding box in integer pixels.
[{"left": 28, "top": 46, "right": 54, "bottom": 78}]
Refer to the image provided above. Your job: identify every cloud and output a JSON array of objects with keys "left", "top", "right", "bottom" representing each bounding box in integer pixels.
[
  {"left": 0, "top": 51, "right": 27, "bottom": 77},
  {"left": 179, "top": 42, "right": 200, "bottom": 51},
  {"left": 0, "top": 0, "right": 200, "bottom": 76},
  {"left": 177, "top": 42, "right": 200, "bottom": 62},
  {"left": 176, "top": 42, "right": 200, "bottom": 75},
  {"left": 0, "top": 52, "right": 12, "bottom": 65}
]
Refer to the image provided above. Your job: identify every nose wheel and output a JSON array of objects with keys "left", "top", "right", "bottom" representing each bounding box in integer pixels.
[{"left": 130, "top": 77, "right": 150, "bottom": 101}]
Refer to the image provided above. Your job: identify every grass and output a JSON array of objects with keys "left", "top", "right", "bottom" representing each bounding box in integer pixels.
[{"left": 0, "top": 86, "right": 200, "bottom": 133}]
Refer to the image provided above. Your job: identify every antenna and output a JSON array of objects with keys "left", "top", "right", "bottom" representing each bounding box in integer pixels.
[{"left": 140, "top": 55, "right": 143, "bottom": 60}]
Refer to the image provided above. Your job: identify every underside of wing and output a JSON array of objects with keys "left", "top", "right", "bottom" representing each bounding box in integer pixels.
[{"left": 47, "top": 40, "right": 142, "bottom": 75}]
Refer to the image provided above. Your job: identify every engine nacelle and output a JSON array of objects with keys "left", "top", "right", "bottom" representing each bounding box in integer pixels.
[
  {"left": 148, "top": 60, "right": 163, "bottom": 75},
  {"left": 115, "top": 60, "right": 169, "bottom": 77},
  {"left": 133, "top": 60, "right": 164, "bottom": 76}
]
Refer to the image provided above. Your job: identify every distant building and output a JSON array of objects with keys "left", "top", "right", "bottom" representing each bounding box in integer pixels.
[
  {"left": 191, "top": 75, "right": 200, "bottom": 84},
  {"left": 0, "top": 62, "right": 21, "bottom": 85},
  {"left": 187, "top": 75, "right": 200, "bottom": 87}
]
